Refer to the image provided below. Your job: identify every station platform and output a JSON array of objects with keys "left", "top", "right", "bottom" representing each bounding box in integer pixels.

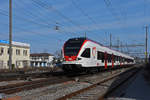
[
  {"left": 108, "top": 64, "right": 150, "bottom": 100},
  {"left": 123, "top": 65, "right": 150, "bottom": 100}
]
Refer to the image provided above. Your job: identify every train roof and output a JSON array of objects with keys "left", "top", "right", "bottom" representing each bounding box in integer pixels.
[
  {"left": 67, "top": 37, "right": 134, "bottom": 59},
  {"left": 67, "top": 37, "right": 103, "bottom": 46}
]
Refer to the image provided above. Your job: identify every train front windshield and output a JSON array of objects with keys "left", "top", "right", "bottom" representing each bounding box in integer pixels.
[{"left": 64, "top": 38, "right": 86, "bottom": 56}]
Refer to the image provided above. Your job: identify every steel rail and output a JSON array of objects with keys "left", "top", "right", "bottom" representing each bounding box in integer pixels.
[
  {"left": 0, "top": 77, "right": 73, "bottom": 94},
  {"left": 57, "top": 67, "right": 140, "bottom": 100}
]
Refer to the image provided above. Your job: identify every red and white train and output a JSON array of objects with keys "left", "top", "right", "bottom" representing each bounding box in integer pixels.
[{"left": 62, "top": 37, "right": 135, "bottom": 72}]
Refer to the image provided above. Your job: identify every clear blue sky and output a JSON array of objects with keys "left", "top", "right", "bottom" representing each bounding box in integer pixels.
[{"left": 0, "top": 0, "right": 149, "bottom": 57}]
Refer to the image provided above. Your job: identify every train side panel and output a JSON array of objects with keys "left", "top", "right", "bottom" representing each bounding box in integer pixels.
[{"left": 62, "top": 37, "right": 135, "bottom": 72}]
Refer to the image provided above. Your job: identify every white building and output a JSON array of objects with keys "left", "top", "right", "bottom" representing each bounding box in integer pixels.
[
  {"left": 0, "top": 40, "right": 30, "bottom": 69},
  {"left": 30, "top": 53, "right": 54, "bottom": 67}
]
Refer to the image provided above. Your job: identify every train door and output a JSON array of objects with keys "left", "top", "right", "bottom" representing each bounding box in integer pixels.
[
  {"left": 120, "top": 56, "right": 122, "bottom": 67},
  {"left": 91, "top": 47, "right": 97, "bottom": 66},
  {"left": 80, "top": 48, "right": 92, "bottom": 67},
  {"left": 112, "top": 53, "right": 114, "bottom": 68}
]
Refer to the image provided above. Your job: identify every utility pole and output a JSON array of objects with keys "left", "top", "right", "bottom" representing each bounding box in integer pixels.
[
  {"left": 126, "top": 43, "right": 129, "bottom": 54},
  {"left": 9, "top": 0, "right": 12, "bottom": 70},
  {"left": 120, "top": 42, "right": 123, "bottom": 52},
  {"left": 117, "top": 38, "right": 120, "bottom": 51},
  {"left": 145, "top": 26, "right": 148, "bottom": 64},
  {"left": 110, "top": 33, "right": 112, "bottom": 49}
]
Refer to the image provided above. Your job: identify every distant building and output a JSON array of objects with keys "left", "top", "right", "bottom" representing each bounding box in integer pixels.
[
  {"left": 0, "top": 40, "right": 30, "bottom": 69},
  {"left": 30, "top": 53, "right": 54, "bottom": 67}
]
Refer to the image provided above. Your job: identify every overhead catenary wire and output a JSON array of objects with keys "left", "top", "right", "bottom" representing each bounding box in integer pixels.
[
  {"left": 70, "top": 0, "right": 109, "bottom": 44},
  {"left": 30, "top": 0, "right": 109, "bottom": 44},
  {"left": 103, "top": 0, "right": 122, "bottom": 22},
  {"left": 0, "top": 1, "right": 76, "bottom": 38},
  {"left": 0, "top": 9, "right": 53, "bottom": 29},
  {"left": 0, "top": 19, "right": 65, "bottom": 45},
  {"left": 31, "top": 0, "right": 90, "bottom": 36},
  {"left": 71, "top": 0, "right": 97, "bottom": 25},
  {"left": 0, "top": 8, "right": 74, "bottom": 53},
  {"left": 103, "top": 0, "right": 132, "bottom": 52},
  {"left": 29, "top": 0, "right": 78, "bottom": 36},
  {"left": 0, "top": 9, "right": 69, "bottom": 43},
  {"left": 0, "top": 0, "right": 109, "bottom": 47},
  {"left": 0, "top": 6, "right": 74, "bottom": 38},
  {"left": 15, "top": 0, "right": 56, "bottom": 27}
]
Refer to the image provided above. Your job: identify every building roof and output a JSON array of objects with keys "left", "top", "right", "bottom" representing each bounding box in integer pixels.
[
  {"left": 0, "top": 40, "right": 30, "bottom": 47},
  {"left": 30, "top": 53, "right": 54, "bottom": 57}
]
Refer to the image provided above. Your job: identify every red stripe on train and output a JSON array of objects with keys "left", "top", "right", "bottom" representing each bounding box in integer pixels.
[
  {"left": 104, "top": 52, "right": 107, "bottom": 69},
  {"left": 64, "top": 56, "right": 77, "bottom": 61},
  {"left": 112, "top": 54, "right": 114, "bottom": 68},
  {"left": 76, "top": 40, "right": 88, "bottom": 57}
]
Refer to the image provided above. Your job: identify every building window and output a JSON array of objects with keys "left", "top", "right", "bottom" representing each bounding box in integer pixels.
[
  {"left": 0, "top": 48, "right": 4, "bottom": 55},
  {"left": 23, "top": 61, "right": 28, "bottom": 67},
  {"left": 16, "top": 49, "right": 20, "bottom": 55},
  {"left": 16, "top": 61, "right": 21, "bottom": 67},
  {"left": 23, "top": 50, "right": 27, "bottom": 56},
  {"left": 81, "top": 48, "right": 90, "bottom": 58}
]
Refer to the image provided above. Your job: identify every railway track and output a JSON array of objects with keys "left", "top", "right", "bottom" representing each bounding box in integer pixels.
[
  {"left": 57, "top": 67, "right": 140, "bottom": 100},
  {"left": 0, "top": 69, "right": 88, "bottom": 82},
  {"left": 0, "top": 67, "right": 61, "bottom": 82},
  {"left": 0, "top": 72, "right": 51, "bottom": 82},
  {"left": 0, "top": 70, "right": 93, "bottom": 95},
  {"left": 0, "top": 66, "right": 140, "bottom": 100},
  {"left": 0, "top": 76, "right": 74, "bottom": 94}
]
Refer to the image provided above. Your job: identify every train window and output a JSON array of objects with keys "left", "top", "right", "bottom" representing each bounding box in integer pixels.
[
  {"left": 117, "top": 56, "right": 119, "bottom": 61},
  {"left": 112, "top": 54, "right": 115, "bottom": 62},
  {"left": 81, "top": 48, "right": 91, "bottom": 58},
  {"left": 120, "top": 57, "right": 123, "bottom": 62},
  {"left": 122, "top": 58, "right": 124, "bottom": 62},
  {"left": 125, "top": 58, "right": 127, "bottom": 62},
  {"left": 119, "top": 56, "right": 121, "bottom": 62},
  {"left": 97, "top": 51, "right": 105, "bottom": 61},
  {"left": 113, "top": 55, "right": 115, "bottom": 62},
  {"left": 107, "top": 54, "right": 112, "bottom": 62},
  {"left": 127, "top": 59, "right": 129, "bottom": 62},
  {"left": 64, "top": 38, "right": 85, "bottom": 56},
  {"left": 97, "top": 51, "right": 100, "bottom": 60},
  {"left": 107, "top": 54, "right": 110, "bottom": 62},
  {"left": 131, "top": 60, "right": 134, "bottom": 62},
  {"left": 107, "top": 54, "right": 109, "bottom": 62},
  {"left": 102, "top": 53, "right": 105, "bottom": 62},
  {"left": 114, "top": 55, "right": 117, "bottom": 62}
]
